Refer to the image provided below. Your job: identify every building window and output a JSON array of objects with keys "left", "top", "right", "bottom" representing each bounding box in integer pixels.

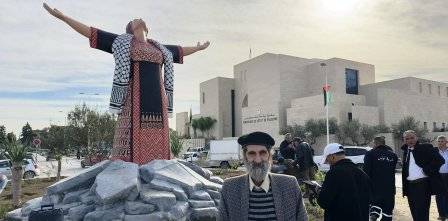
[
  {"left": 348, "top": 112, "right": 353, "bottom": 121},
  {"left": 419, "top": 82, "right": 423, "bottom": 93},
  {"left": 424, "top": 122, "right": 428, "bottom": 130},
  {"left": 428, "top": 84, "right": 432, "bottom": 94},
  {"left": 438, "top": 86, "right": 441, "bottom": 96},
  {"left": 242, "top": 94, "right": 248, "bottom": 108},
  {"left": 433, "top": 122, "right": 437, "bottom": 131},
  {"left": 202, "top": 92, "right": 205, "bottom": 104},
  {"left": 345, "top": 69, "right": 359, "bottom": 95}
]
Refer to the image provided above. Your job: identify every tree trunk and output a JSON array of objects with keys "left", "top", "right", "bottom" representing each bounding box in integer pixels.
[
  {"left": 57, "top": 157, "right": 62, "bottom": 181},
  {"left": 11, "top": 162, "right": 23, "bottom": 207}
]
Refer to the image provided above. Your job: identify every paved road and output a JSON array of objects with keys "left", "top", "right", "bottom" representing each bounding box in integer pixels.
[{"left": 36, "top": 156, "right": 84, "bottom": 178}]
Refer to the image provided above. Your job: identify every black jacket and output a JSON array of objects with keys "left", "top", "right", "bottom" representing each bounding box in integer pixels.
[
  {"left": 317, "top": 159, "right": 371, "bottom": 221},
  {"left": 401, "top": 142, "right": 445, "bottom": 196},
  {"left": 295, "top": 142, "right": 314, "bottom": 171},
  {"left": 363, "top": 145, "right": 398, "bottom": 198},
  {"left": 279, "top": 140, "right": 295, "bottom": 160}
]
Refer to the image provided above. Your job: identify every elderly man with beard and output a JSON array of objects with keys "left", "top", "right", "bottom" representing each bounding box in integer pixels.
[{"left": 219, "top": 131, "right": 308, "bottom": 221}]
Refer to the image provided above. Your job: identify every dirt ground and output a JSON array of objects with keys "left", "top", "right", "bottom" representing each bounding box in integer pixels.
[
  {"left": 0, "top": 172, "right": 442, "bottom": 221},
  {"left": 394, "top": 187, "right": 439, "bottom": 221}
]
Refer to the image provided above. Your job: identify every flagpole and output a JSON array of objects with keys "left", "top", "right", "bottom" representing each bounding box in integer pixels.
[{"left": 321, "top": 62, "right": 329, "bottom": 145}]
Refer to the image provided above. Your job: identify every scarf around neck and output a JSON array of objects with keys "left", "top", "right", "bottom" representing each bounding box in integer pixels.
[{"left": 109, "top": 33, "right": 174, "bottom": 115}]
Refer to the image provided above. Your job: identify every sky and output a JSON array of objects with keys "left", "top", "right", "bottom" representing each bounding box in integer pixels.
[{"left": 0, "top": 0, "right": 447, "bottom": 135}]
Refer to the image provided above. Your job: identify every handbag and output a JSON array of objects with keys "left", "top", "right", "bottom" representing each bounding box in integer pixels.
[{"left": 29, "top": 204, "right": 64, "bottom": 221}]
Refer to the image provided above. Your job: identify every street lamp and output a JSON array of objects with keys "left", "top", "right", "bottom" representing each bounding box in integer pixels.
[{"left": 77, "top": 92, "right": 102, "bottom": 159}]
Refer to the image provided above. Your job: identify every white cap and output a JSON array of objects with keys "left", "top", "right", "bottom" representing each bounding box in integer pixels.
[{"left": 321, "top": 143, "right": 345, "bottom": 164}]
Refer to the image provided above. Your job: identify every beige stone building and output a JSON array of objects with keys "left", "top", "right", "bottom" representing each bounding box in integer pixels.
[{"left": 176, "top": 53, "right": 448, "bottom": 143}]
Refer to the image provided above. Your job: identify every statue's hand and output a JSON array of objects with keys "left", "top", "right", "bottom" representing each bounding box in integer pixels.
[
  {"left": 43, "top": 3, "right": 65, "bottom": 20},
  {"left": 197, "top": 41, "right": 210, "bottom": 50}
]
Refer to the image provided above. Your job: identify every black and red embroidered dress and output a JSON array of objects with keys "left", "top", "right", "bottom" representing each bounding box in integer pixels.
[{"left": 89, "top": 27, "right": 183, "bottom": 164}]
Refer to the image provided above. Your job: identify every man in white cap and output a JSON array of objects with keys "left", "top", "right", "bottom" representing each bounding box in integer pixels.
[{"left": 317, "top": 143, "right": 371, "bottom": 221}]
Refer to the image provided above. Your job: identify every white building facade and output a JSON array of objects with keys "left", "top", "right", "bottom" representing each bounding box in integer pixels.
[{"left": 176, "top": 53, "right": 448, "bottom": 143}]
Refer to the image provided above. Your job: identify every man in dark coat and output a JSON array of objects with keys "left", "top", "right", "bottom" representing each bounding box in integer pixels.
[
  {"left": 317, "top": 143, "right": 371, "bottom": 221},
  {"left": 279, "top": 133, "right": 295, "bottom": 160},
  {"left": 363, "top": 136, "right": 398, "bottom": 221},
  {"left": 401, "top": 130, "right": 445, "bottom": 221},
  {"left": 294, "top": 137, "right": 315, "bottom": 180}
]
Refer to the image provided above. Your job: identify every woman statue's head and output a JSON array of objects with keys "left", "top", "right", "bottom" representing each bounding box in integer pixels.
[{"left": 126, "top": 18, "right": 149, "bottom": 37}]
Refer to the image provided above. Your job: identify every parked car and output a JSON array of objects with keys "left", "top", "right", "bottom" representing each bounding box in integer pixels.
[
  {"left": 183, "top": 151, "right": 201, "bottom": 162},
  {"left": 0, "top": 159, "right": 40, "bottom": 179},
  {"left": 313, "top": 146, "right": 372, "bottom": 172}
]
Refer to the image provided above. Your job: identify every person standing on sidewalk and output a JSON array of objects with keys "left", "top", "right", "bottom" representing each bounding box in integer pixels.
[
  {"left": 436, "top": 135, "right": 448, "bottom": 221},
  {"left": 363, "top": 136, "right": 398, "bottom": 221},
  {"left": 401, "top": 130, "right": 445, "bottom": 221},
  {"left": 317, "top": 143, "right": 371, "bottom": 221}
]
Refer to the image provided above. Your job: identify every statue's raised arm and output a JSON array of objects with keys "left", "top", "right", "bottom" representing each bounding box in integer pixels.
[{"left": 43, "top": 3, "right": 90, "bottom": 38}]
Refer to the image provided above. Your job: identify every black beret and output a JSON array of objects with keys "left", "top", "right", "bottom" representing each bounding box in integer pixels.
[{"left": 238, "top": 131, "right": 275, "bottom": 149}]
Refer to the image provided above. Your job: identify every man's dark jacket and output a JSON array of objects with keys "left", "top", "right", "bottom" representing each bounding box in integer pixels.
[
  {"left": 363, "top": 145, "right": 398, "bottom": 197},
  {"left": 317, "top": 159, "right": 371, "bottom": 221},
  {"left": 280, "top": 140, "right": 295, "bottom": 159},
  {"left": 295, "top": 142, "right": 314, "bottom": 171},
  {"left": 401, "top": 142, "right": 445, "bottom": 196}
]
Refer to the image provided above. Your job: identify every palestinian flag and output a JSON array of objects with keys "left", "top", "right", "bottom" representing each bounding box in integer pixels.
[{"left": 323, "top": 84, "right": 333, "bottom": 106}]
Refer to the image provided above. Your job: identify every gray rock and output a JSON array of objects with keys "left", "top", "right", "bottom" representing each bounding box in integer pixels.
[
  {"left": 57, "top": 202, "right": 82, "bottom": 215},
  {"left": 80, "top": 195, "right": 97, "bottom": 205},
  {"left": 190, "top": 207, "right": 220, "bottom": 221},
  {"left": 140, "top": 188, "right": 176, "bottom": 211},
  {"left": 125, "top": 201, "right": 156, "bottom": 215},
  {"left": 84, "top": 209, "right": 124, "bottom": 221},
  {"left": 5, "top": 208, "right": 23, "bottom": 221},
  {"left": 178, "top": 163, "right": 222, "bottom": 191},
  {"left": 96, "top": 202, "right": 125, "bottom": 212},
  {"left": 140, "top": 160, "right": 202, "bottom": 193},
  {"left": 62, "top": 188, "right": 89, "bottom": 204},
  {"left": 20, "top": 197, "right": 42, "bottom": 216},
  {"left": 188, "top": 200, "right": 216, "bottom": 208},
  {"left": 47, "top": 160, "right": 111, "bottom": 195},
  {"left": 124, "top": 212, "right": 168, "bottom": 221},
  {"left": 41, "top": 194, "right": 61, "bottom": 205},
  {"left": 178, "top": 160, "right": 212, "bottom": 179},
  {"left": 209, "top": 176, "right": 224, "bottom": 185},
  {"left": 148, "top": 179, "right": 188, "bottom": 201},
  {"left": 167, "top": 201, "right": 190, "bottom": 220},
  {"left": 206, "top": 189, "right": 221, "bottom": 199},
  {"left": 94, "top": 160, "right": 140, "bottom": 204},
  {"left": 68, "top": 204, "right": 95, "bottom": 221},
  {"left": 126, "top": 185, "right": 140, "bottom": 201},
  {"left": 190, "top": 190, "right": 212, "bottom": 201},
  {"left": 140, "top": 160, "right": 222, "bottom": 195}
]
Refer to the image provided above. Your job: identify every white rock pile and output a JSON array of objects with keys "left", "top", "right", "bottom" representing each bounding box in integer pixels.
[{"left": 6, "top": 159, "right": 223, "bottom": 221}]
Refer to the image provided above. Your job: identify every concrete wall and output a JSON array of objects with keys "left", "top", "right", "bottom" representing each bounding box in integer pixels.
[
  {"left": 175, "top": 112, "right": 189, "bottom": 137},
  {"left": 304, "top": 58, "right": 375, "bottom": 97},
  {"left": 378, "top": 88, "right": 448, "bottom": 129},
  {"left": 199, "top": 77, "right": 235, "bottom": 139},
  {"left": 234, "top": 53, "right": 282, "bottom": 137},
  {"left": 352, "top": 106, "right": 380, "bottom": 126},
  {"left": 241, "top": 104, "right": 281, "bottom": 141}
]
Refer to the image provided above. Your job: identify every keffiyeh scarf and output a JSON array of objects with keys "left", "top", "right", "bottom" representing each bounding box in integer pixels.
[{"left": 109, "top": 34, "right": 174, "bottom": 115}]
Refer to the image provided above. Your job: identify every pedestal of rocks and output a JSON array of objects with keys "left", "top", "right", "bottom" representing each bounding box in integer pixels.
[{"left": 6, "top": 159, "right": 224, "bottom": 221}]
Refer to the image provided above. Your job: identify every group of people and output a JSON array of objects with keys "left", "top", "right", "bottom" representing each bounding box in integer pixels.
[
  {"left": 278, "top": 133, "right": 315, "bottom": 185},
  {"left": 220, "top": 130, "right": 448, "bottom": 221}
]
